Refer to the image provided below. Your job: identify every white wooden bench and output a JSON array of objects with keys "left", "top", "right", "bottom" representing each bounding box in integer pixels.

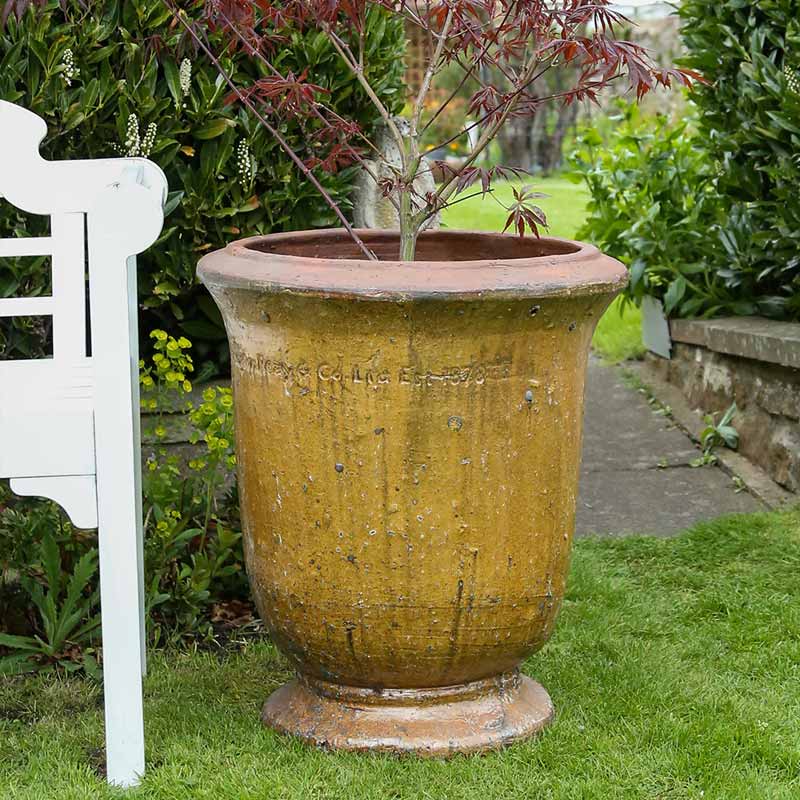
[{"left": 0, "top": 100, "right": 168, "bottom": 787}]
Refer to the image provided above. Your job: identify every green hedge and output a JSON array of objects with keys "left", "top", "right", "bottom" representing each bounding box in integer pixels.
[
  {"left": 574, "top": 2, "right": 800, "bottom": 321},
  {"left": 680, "top": 0, "right": 800, "bottom": 320},
  {"left": 571, "top": 104, "right": 735, "bottom": 318},
  {"left": 0, "top": 1, "right": 405, "bottom": 372}
]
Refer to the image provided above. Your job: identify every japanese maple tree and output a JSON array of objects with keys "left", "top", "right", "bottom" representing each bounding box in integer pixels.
[{"left": 173, "top": 0, "right": 698, "bottom": 260}]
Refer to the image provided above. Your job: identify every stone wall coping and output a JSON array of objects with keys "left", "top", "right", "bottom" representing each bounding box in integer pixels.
[{"left": 670, "top": 316, "right": 800, "bottom": 370}]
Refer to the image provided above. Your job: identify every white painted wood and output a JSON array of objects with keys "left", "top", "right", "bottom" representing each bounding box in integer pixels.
[
  {"left": 0, "top": 405, "right": 95, "bottom": 476},
  {"left": 0, "top": 359, "right": 96, "bottom": 488},
  {"left": 128, "top": 253, "right": 147, "bottom": 679},
  {"left": 0, "top": 236, "right": 52, "bottom": 256},
  {"left": 87, "top": 175, "right": 165, "bottom": 787},
  {"left": 0, "top": 296, "right": 54, "bottom": 316},
  {"left": 0, "top": 102, "right": 167, "bottom": 215},
  {"left": 51, "top": 213, "right": 87, "bottom": 360},
  {"left": 0, "top": 100, "right": 168, "bottom": 788},
  {"left": 11, "top": 476, "right": 98, "bottom": 529}
]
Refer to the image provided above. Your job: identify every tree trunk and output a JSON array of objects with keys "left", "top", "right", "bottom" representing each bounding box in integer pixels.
[{"left": 497, "top": 116, "right": 534, "bottom": 172}]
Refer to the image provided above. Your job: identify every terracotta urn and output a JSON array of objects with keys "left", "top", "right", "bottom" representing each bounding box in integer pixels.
[{"left": 198, "top": 229, "right": 626, "bottom": 755}]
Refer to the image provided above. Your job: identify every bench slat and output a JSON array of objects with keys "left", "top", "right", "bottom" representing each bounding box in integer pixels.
[
  {"left": 0, "top": 296, "right": 53, "bottom": 317},
  {"left": 0, "top": 236, "right": 52, "bottom": 257},
  {"left": 0, "top": 407, "right": 95, "bottom": 478}
]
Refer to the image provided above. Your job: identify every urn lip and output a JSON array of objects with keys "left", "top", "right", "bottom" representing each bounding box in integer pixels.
[{"left": 198, "top": 228, "right": 628, "bottom": 301}]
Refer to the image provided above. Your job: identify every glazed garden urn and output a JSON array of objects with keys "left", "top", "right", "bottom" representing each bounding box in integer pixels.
[{"left": 198, "top": 229, "right": 626, "bottom": 755}]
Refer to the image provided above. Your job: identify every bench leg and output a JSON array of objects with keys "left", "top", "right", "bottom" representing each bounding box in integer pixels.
[
  {"left": 92, "top": 253, "right": 147, "bottom": 787},
  {"left": 136, "top": 509, "right": 146, "bottom": 680},
  {"left": 97, "top": 506, "right": 146, "bottom": 787},
  {"left": 88, "top": 181, "right": 168, "bottom": 787},
  {"left": 128, "top": 254, "right": 147, "bottom": 680}
]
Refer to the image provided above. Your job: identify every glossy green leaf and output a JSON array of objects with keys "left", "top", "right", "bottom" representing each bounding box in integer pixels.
[{"left": 193, "top": 118, "right": 237, "bottom": 140}]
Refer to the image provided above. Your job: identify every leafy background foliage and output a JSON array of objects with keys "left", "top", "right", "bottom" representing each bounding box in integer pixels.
[
  {"left": 574, "top": 2, "right": 800, "bottom": 320},
  {"left": 0, "top": 0, "right": 405, "bottom": 372},
  {"left": 571, "top": 104, "right": 735, "bottom": 318},
  {"left": 1, "top": 331, "right": 250, "bottom": 675},
  {"left": 680, "top": 0, "right": 800, "bottom": 320}
]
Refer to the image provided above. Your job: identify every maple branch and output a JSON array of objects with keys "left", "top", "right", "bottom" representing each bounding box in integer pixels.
[
  {"left": 167, "top": 4, "right": 378, "bottom": 261},
  {"left": 440, "top": 187, "right": 496, "bottom": 211},
  {"left": 423, "top": 62, "right": 559, "bottom": 156},
  {"left": 188, "top": 0, "right": 699, "bottom": 261},
  {"left": 212, "top": 9, "right": 396, "bottom": 209},
  {"left": 411, "top": 7, "right": 454, "bottom": 140},
  {"left": 419, "top": 4, "right": 520, "bottom": 142},
  {"left": 322, "top": 24, "right": 407, "bottom": 165},
  {"left": 431, "top": 58, "right": 554, "bottom": 217}
]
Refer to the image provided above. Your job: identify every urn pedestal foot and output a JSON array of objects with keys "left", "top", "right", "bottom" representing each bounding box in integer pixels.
[{"left": 261, "top": 670, "right": 554, "bottom": 756}]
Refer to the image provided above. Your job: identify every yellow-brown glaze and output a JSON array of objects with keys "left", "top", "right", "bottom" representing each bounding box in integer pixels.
[{"left": 198, "top": 229, "right": 626, "bottom": 752}]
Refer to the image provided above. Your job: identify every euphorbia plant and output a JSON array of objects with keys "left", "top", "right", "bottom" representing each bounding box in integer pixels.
[{"left": 175, "top": 0, "right": 698, "bottom": 260}]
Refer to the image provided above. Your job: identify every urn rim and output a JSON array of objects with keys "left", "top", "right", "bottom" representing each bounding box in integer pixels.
[{"left": 198, "top": 228, "right": 627, "bottom": 302}]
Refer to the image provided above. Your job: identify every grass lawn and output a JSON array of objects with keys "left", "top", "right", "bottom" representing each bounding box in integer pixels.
[
  {"left": 2, "top": 508, "right": 799, "bottom": 799},
  {"left": 441, "top": 178, "right": 645, "bottom": 363}
]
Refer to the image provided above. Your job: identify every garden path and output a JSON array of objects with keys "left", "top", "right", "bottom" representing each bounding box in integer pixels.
[{"left": 576, "top": 358, "right": 762, "bottom": 537}]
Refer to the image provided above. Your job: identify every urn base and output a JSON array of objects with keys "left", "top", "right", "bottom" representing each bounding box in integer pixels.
[{"left": 261, "top": 670, "right": 554, "bottom": 756}]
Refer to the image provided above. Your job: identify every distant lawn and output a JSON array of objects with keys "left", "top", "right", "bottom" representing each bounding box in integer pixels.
[
  {"left": 442, "top": 177, "right": 644, "bottom": 363},
  {"left": 592, "top": 297, "right": 645, "bottom": 363},
  {"left": 441, "top": 177, "right": 589, "bottom": 240},
  {"left": 2, "top": 508, "right": 799, "bottom": 798}
]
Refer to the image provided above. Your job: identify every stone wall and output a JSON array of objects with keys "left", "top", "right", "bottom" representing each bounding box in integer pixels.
[{"left": 646, "top": 317, "right": 800, "bottom": 494}]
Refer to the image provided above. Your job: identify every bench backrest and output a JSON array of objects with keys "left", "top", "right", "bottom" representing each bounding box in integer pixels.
[{"left": 0, "top": 100, "right": 167, "bottom": 367}]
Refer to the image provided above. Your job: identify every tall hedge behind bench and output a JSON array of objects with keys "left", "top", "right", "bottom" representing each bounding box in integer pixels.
[{"left": 0, "top": 0, "right": 405, "bottom": 373}]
